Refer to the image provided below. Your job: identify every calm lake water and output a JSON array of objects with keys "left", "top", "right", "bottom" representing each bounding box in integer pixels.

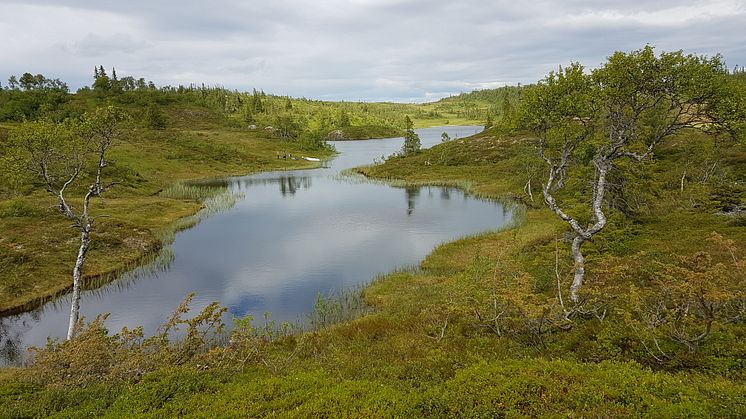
[{"left": 0, "top": 126, "right": 514, "bottom": 365}]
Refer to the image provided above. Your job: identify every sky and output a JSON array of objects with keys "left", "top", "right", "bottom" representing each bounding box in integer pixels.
[{"left": 1, "top": 0, "right": 745, "bottom": 102}]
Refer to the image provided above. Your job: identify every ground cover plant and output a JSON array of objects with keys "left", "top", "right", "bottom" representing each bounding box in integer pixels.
[{"left": 1, "top": 49, "right": 745, "bottom": 416}]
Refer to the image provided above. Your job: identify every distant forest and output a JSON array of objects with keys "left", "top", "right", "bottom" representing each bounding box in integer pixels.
[{"left": 0, "top": 66, "right": 525, "bottom": 144}]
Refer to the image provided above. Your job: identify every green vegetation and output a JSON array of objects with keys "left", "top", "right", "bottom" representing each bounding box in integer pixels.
[
  {"left": 400, "top": 115, "right": 421, "bottom": 155},
  {"left": 11, "top": 106, "right": 134, "bottom": 339},
  {"left": 0, "top": 73, "right": 339, "bottom": 314},
  {"left": 0, "top": 67, "right": 517, "bottom": 314},
  {"left": 0, "top": 67, "right": 513, "bottom": 139},
  {"left": 1, "top": 50, "right": 745, "bottom": 416},
  {"left": 0, "top": 124, "right": 329, "bottom": 314},
  {"left": 518, "top": 46, "right": 735, "bottom": 302},
  {"left": 325, "top": 124, "right": 403, "bottom": 140},
  {"left": 360, "top": 127, "right": 745, "bottom": 374}
]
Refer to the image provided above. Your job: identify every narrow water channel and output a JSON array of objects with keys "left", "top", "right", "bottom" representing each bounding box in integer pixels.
[{"left": 0, "top": 126, "right": 514, "bottom": 365}]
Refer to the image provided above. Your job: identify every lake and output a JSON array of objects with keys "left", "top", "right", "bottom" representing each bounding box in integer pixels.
[{"left": 0, "top": 125, "right": 515, "bottom": 365}]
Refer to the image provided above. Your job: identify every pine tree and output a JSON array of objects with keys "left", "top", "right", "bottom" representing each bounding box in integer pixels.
[
  {"left": 401, "top": 116, "right": 421, "bottom": 155},
  {"left": 93, "top": 65, "right": 111, "bottom": 91},
  {"left": 110, "top": 68, "right": 121, "bottom": 93},
  {"left": 250, "top": 89, "right": 264, "bottom": 113}
]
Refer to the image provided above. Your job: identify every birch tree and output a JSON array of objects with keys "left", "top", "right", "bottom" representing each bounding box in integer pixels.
[
  {"left": 12, "top": 106, "right": 130, "bottom": 339},
  {"left": 520, "top": 46, "right": 731, "bottom": 302}
]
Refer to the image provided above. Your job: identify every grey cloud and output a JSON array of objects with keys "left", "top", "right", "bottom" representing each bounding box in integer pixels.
[
  {"left": 61, "top": 34, "right": 150, "bottom": 56},
  {"left": 1, "top": 0, "right": 744, "bottom": 101}
]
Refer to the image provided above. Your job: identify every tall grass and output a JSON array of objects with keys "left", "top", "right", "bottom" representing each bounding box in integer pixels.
[
  {"left": 50, "top": 183, "right": 246, "bottom": 309},
  {"left": 112, "top": 183, "right": 245, "bottom": 285},
  {"left": 303, "top": 266, "right": 422, "bottom": 331},
  {"left": 160, "top": 183, "right": 225, "bottom": 201},
  {"left": 306, "top": 285, "right": 373, "bottom": 331}
]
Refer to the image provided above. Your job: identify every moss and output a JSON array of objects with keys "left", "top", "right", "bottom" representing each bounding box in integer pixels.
[
  {"left": 1, "top": 102, "right": 744, "bottom": 415},
  {"left": 0, "top": 123, "right": 333, "bottom": 313}
]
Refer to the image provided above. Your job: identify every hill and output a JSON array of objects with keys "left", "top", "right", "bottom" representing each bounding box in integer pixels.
[
  {"left": 0, "top": 64, "right": 744, "bottom": 416},
  {"left": 2, "top": 117, "right": 744, "bottom": 417},
  {"left": 0, "top": 71, "right": 520, "bottom": 313}
]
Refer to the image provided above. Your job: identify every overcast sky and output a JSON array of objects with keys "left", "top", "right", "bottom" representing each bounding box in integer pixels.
[{"left": 1, "top": 0, "right": 745, "bottom": 102}]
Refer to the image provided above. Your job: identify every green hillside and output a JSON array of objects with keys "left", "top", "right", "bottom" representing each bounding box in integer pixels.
[{"left": 1, "top": 57, "right": 745, "bottom": 416}]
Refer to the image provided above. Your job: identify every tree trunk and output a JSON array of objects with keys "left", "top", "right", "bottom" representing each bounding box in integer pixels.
[
  {"left": 67, "top": 228, "right": 90, "bottom": 340},
  {"left": 525, "top": 177, "right": 534, "bottom": 202},
  {"left": 569, "top": 235, "right": 586, "bottom": 302},
  {"left": 542, "top": 157, "right": 609, "bottom": 303}
]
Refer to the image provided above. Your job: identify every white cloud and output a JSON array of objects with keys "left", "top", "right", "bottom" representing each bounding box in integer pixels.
[
  {"left": 1, "top": 0, "right": 744, "bottom": 101},
  {"left": 558, "top": 0, "right": 746, "bottom": 28}
]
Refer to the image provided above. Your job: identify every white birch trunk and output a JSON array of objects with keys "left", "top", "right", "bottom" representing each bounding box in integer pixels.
[
  {"left": 67, "top": 227, "right": 90, "bottom": 340},
  {"left": 569, "top": 235, "right": 586, "bottom": 303},
  {"left": 543, "top": 153, "right": 610, "bottom": 303}
]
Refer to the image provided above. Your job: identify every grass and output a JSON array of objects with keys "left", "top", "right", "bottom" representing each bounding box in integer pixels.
[
  {"left": 5, "top": 359, "right": 744, "bottom": 417},
  {"left": 1, "top": 100, "right": 744, "bottom": 415},
  {"left": 0, "top": 92, "right": 488, "bottom": 314},
  {"left": 0, "top": 119, "right": 333, "bottom": 314},
  {"left": 0, "top": 88, "right": 489, "bottom": 313}
]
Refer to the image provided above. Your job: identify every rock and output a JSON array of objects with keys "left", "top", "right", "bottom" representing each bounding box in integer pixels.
[
  {"left": 326, "top": 129, "right": 346, "bottom": 140},
  {"left": 716, "top": 203, "right": 746, "bottom": 217}
]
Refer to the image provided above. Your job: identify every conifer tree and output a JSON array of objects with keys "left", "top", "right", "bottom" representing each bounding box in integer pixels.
[{"left": 401, "top": 115, "right": 421, "bottom": 155}]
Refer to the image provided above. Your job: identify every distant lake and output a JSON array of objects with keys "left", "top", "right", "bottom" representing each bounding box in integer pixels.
[{"left": 0, "top": 125, "right": 515, "bottom": 365}]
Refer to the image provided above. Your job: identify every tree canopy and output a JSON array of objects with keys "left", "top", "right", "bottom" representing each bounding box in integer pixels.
[
  {"left": 401, "top": 115, "right": 421, "bottom": 155},
  {"left": 518, "top": 46, "right": 739, "bottom": 301}
]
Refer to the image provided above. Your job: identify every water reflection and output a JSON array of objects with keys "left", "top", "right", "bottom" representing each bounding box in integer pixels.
[
  {"left": 279, "top": 176, "right": 310, "bottom": 196},
  {"left": 229, "top": 175, "right": 313, "bottom": 197},
  {"left": 405, "top": 187, "right": 420, "bottom": 215},
  {"left": 0, "top": 317, "right": 28, "bottom": 365},
  {"left": 0, "top": 125, "right": 507, "bottom": 365}
]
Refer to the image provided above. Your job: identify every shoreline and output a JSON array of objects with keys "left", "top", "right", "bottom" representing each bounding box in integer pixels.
[
  {"left": 0, "top": 158, "right": 330, "bottom": 318},
  {"left": 0, "top": 125, "right": 480, "bottom": 320}
]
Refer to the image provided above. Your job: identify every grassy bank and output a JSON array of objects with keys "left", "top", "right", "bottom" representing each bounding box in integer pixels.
[
  {"left": 0, "top": 116, "right": 333, "bottom": 314},
  {"left": 0, "top": 111, "right": 474, "bottom": 314},
  {"left": 357, "top": 126, "right": 746, "bottom": 374},
  {"left": 1, "top": 124, "right": 744, "bottom": 416}
]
